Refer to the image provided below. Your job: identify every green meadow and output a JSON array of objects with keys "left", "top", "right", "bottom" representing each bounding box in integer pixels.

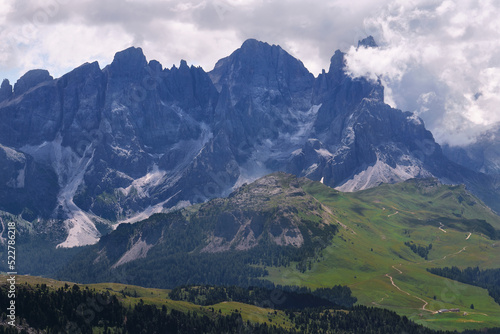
[{"left": 265, "top": 178, "right": 500, "bottom": 331}]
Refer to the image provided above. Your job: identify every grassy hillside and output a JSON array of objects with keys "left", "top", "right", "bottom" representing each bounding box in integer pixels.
[
  {"left": 10, "top": 173, "right": 500, "bottom": 332},
  {"left": 0, "top": 275, "right": 473, "bottom": 333},
  {"left": 265, "top": 177, "right": 500, "bottom": 331},
  {"left": 1, "top": 275, "right": 294, "bottom": 330}
]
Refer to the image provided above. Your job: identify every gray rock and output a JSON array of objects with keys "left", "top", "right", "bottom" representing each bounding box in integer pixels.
[
  {"left": 14, "top": 69, "right": 53, "bottom": 96},
  {"left": 0, "top": 79, "right": 13, "bottom": 102}
]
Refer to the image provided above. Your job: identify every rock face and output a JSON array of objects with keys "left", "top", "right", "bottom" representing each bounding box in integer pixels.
[
  {"left": 1, "top": 37, "right": 499, "bottom": 247},
  {"left": 442, "top": 125, "right": 500, "bottom": 176},
  {"left": 0, "top": 79, "right": 13, "bottom": 102},
  {"left": 0, "top": 145, "right": 59, "bottom": 220},
  {"left": 14, "top": 69, "right": 53, "bottom": 96}
]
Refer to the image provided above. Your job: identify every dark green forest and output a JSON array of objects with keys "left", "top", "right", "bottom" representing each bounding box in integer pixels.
[
  {"left": 169, "top": 284, "right": 357, "bottom": 309},
  {"left": 1, "top": 282, "right": 499, "bottom": 333},
  {"left": 405, "top": 241, "right": 432, "bottom": 259},
  {"left": 55, "top": 211, "right": 337, "bottom": 288},
  {"left": 428, "top": 267, "right": 500, "bottom": 306}
]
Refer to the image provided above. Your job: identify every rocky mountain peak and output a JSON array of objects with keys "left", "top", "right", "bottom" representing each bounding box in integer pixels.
[
  {"left": 108, "top": 46, "right": 148, "bottom": 76},
  {"left": 179, "top": 59, "right": 189, "bottom": 70},
  {"left": 210, "top": 38, "right": 313, "bottom": 92},
  {"left": 0, "top": 79, "right": 13, "bottom": 102},
  {"left": 240, "top": 38, "right": 264, "bottom": 50},
  {"left": 13, "top": 69, "right": 53, "bottom": 96},
  {"left": 357, "top": 35, "right": 378, "bottom": 49}
]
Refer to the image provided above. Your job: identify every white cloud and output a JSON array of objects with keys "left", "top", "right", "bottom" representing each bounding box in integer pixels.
[
  {"left": 0, "top": 0, "right": 391, "bottom": 82},
  {"left": 344, "top": 0, "right": 500, "bottom": 146}
]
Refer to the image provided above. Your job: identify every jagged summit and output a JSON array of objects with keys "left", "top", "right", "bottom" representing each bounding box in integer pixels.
[
  {"left": 0, "top": 79, "right": 13, "bottom": 102},
  {"left": 179, "top": 59, "right": 189, "bottom": 69},
  {"left": 357, "top": 35, "right": 378, "bottom": 49},
  {"left": 209, "top": 38, "right": 314, "bottom": 101},
  {"left": 240, "top": 38, "right": 269, "bottom": 50},
  {"left": 108, "top": 46, "right": 148, "bottom": 75},
  {"left": 13, "top": 69, "right": 53, "bottom": 96}
]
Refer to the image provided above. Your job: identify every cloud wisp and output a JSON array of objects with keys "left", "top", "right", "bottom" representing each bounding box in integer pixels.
[
  {"left": 0, "top": 0, "right": 389, "bottom": 82},
  {"left": 345, "top": 0, "right": 500, "bottom": 146}
]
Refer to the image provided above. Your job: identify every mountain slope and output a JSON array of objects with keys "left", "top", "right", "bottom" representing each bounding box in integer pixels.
[
  {"left": 442, "top": 124, "right": 500, "bottom": 175},
  {"left": 4, "top": 274, "right": 476, "bottom": 334},
  {"left": 56, "top": 173, "right": 338, "bottom": 287},
  {"left": 1, "top": 38, "right": 500, "bottom": 247},
  {"left": 52, "top": 172, "right": 500, "bottom": 331}
]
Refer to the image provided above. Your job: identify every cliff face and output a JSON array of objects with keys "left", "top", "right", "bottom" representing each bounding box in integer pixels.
[{"left": 1, "top": 39, "right": 498, "bottom": 247}]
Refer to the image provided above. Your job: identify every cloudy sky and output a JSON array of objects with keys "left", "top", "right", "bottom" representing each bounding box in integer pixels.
[{"left": 1, "top": 0, "right": 499, "bottom": 146}]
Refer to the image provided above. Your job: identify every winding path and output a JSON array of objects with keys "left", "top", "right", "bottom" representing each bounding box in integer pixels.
[
  {"left": 379, "top": 245, "right": 472, "bottom": 313},
  {"left": 387, "top": 211, "right": 399, "bottom": 217},
  {"left": 384, "top": 272, "right": 432, "bottom": 312},
  {"left": 392, "top": 265, "right": 403, "bottom": 274},
  {"left": 438, "top": 222, "right": 447, "bottom": 233}
]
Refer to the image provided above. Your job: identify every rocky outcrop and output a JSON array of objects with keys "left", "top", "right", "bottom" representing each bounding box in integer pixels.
[
  {"left": 14, "top": 69, "right": 53, "bottom": 96},
  {"left": 0, "top": 79, "right": 13, "bottom": 102},
  {"left": 0, "top": 145, "right": 59, "bottom": 220},
  {"left": 442, "top": 125, "right": 500, "bottom": 175}
]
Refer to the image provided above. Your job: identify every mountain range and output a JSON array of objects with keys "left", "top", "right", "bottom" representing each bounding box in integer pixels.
[{"left": 0, "top": 36, "right": 499, "bottom": 248}]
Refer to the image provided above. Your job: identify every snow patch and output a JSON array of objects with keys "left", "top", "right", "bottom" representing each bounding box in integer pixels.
[
  {"left": 111, "top": 145, "right": 132, "bottom": 157},
  {"left": 21, "top": 134, "right": 101, "bottom": 248},
  {"left": 114, "top": 190, "right": 181, "bottom": 228},
  {"left": 111, "top": 101, "right": 127, "bottom": 114},
  {"left": 315, "top": 148, "right": 334, "bottom": 159},
  {"left": 336, "top": 160, "right": 433, "bottom": 192},
  {"left": 0, "top": 144, "right": 25, "bottom": 162},
  {"left": 120, "top": 164, "right": 166, "bottom": 198},
  {"left": 304, "top": 163, "right": 318, "bottom": 176},
  {"left": 112, "top": 238, "right": 153, "bottom": 268}
]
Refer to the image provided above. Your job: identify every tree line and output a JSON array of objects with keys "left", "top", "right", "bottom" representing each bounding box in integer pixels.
[
  {"left": 428, "top": 266, "right": 500, "bottom": 306},
  {"left": 169, "top": 284, "right": 357, "bottom": 310}
]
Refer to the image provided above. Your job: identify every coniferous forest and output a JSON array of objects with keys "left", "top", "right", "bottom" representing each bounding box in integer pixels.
[
  {"left": 1, "top": 282, "right": 500, "bottom": 333},
  {"left": 428, "top": 267, "right": 500, "bottom": 306}
]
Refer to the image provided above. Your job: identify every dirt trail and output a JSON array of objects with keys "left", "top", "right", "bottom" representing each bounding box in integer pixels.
[
  {"left": 385, "top": 274, "right": 410, "bottom": 296},
  {"left": 392, "top": 265, "right": 403, "bottom": 274},
  {"left": 379, "top": 245, "right": 470, "bottom": 312},
  {"left": 387, "top": 211, "right": 399, "bottom": 217},
  {"left": 372, "top": 294, "right": 389, "bottom": 306},
  {"left": 384, "top": 273, "right": 433, "bottom": 312},
  {"left": 390, "top": 206, "right": 416, "bottom": 215}
]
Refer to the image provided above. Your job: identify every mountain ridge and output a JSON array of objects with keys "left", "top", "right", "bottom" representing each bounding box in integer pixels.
[{"left": 1, "top": 37, "right": 499, "bottom": 247}]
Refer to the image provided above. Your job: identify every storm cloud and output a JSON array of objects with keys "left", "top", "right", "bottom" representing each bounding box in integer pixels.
[{"left": 0, "top": 0, "right": 498, "bottom": 146}]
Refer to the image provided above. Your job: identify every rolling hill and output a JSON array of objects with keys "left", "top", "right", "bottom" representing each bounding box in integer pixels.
[{"left": 49, "top": 172, "right": 500, "bottom": 331}]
